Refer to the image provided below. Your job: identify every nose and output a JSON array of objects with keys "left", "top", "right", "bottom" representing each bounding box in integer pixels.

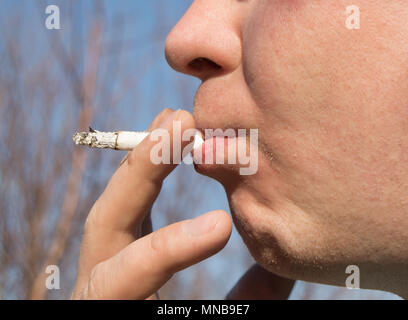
[{"left": 165, "top": 0, "right": 242, "bottom": 81}]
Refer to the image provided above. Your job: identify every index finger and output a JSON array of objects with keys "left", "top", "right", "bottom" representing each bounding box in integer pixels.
[{"left": 76, "top": 109, "right": 196, "bottom": 287}]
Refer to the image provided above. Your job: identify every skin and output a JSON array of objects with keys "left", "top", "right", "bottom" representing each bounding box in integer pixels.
[
  {"left": 72, "top": 109, "right": 233, "bottom": 299},
  {"left": 73, "top": 0, "right": 408, "bottom": 299},
  {"left": 165, "top": 0, "right": 408, "bottom": 297}
]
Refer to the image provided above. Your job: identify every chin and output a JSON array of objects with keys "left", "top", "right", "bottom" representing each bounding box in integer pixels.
[
  {"left": 226, "top": 182, "right": 408, "bottom": 295},
  {"left": 194, "top": 158, "right": 299, "bottom": 276},
  {"left": 225, "top": 184, "right": 301, "bottom": 278},
  {"left": 225, "top": 189, "right": 341, "bottom": 285},
  {"left": 195, "top": 158, "right": 355, "bottom": 287}
]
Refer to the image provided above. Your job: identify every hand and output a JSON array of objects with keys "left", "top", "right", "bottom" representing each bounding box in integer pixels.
[{"left": 71, "top": 109, "right": 232, "bottom": 299}]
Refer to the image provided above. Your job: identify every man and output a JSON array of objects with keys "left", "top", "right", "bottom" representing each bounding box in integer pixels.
[{"left": 71, "top": 0, "right": 408, "bottom": 299}]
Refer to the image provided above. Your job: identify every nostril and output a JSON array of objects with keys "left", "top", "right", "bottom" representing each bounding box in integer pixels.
[{"left": 188, "top": 57, "right": 222, "bottom": 73}]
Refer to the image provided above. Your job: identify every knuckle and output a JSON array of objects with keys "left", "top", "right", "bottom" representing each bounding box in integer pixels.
[
  {"left": 149, "top": 229, "right": 173, "bottom": 274},
  {"left": 149, "top": 225, "right": 182, "bottom": 275},
  {"left": 85, "top": 265, "right": 104, "bottom": 300},
  {"left": 150, "top": 228, "right": 168, "bottom": 255}
]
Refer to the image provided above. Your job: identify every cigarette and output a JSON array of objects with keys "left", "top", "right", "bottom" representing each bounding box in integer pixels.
[{"left": 73, "top": 127, "right": 204, "bottom": 151}]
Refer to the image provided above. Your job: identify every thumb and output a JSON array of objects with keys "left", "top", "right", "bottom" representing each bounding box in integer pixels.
[{"left": 79, "top": 210, "right": 232, "bottom": 299}]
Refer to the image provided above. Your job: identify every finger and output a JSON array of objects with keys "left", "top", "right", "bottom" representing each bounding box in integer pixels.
[
  {"left": 94, "top": 109, "right": 195, "bottom": 230},
  {"left": 78, "top": 211, "right": 232, "bottom": 300},
  {"left": 148, "top": 108, "right": 175, "bottom": 132},
  {"left": 117, "top": 108, "right": 174, "bottom": 168},
  {"left": 137, "top": 107, "right": 174, "bottom": 238},
  {"left": 76, "top": 110, "right": 196, "bottom": 286}
]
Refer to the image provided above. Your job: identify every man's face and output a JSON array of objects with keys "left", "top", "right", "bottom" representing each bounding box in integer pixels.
[{"left": 165, "top": 0, "right": 408, "bottom": 294}]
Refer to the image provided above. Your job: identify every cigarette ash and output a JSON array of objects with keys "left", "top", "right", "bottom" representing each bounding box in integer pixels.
[{"left": 73, "top": 128, "right": 118, "bottom": 149}]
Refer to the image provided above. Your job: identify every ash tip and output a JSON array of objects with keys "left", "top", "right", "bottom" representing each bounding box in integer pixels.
[
  {"left": 73, "top": 129, "right": 97, "bottom": 146},
  {"left": 72, "top": 128, "right": 117, "bottom": 149},
  {"left": 73, "top": 132, "right": 86, "bottom": 145}
]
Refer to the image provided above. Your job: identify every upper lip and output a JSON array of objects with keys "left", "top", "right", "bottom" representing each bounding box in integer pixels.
[{"left": 195, "top": 127, "right": 245, "bottom": 139}]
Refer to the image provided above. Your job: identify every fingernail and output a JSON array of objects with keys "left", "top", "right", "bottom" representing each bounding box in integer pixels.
[
  {"left": 159, "top": 109, "right": 181, "bottom": 129},
  {"left": 183, "top": 212, "right": 219, "bottom": 237}
]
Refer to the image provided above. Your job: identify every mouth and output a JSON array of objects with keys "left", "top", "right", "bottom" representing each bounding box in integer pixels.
[
  {"left": 192, "top": 126, "right": 258, "bottom": 179},
  {"left": 193, "top": 127, "right": 238, "bottom": 163},
  {"left": 192, "top": 80, "right": 260, "bottom": 178}
]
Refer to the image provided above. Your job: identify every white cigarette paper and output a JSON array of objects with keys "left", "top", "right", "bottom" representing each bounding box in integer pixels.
[{"left": 73, "top": 128, "right": 204, "bottom": 151}]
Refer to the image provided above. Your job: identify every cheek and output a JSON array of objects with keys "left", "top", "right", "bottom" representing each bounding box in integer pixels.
[
  {"left": 242, "top": 0, "right": 408, "bottom": 213},
  {"left": 242, "top": 0, "right": 351, "bottom": 119},
  {"left": 243, "top": 0, "right": 408, "bottom": 127}
]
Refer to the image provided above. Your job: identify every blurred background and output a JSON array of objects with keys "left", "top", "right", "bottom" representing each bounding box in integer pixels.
[{"left": 0, "top": 0, "right": 401, "bottom": 300}]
